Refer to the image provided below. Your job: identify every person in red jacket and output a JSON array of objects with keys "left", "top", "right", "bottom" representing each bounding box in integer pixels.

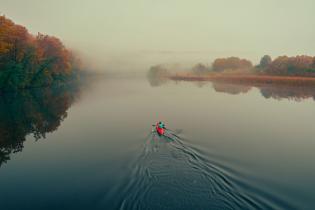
[{"left": 156, "top": 121, "right": 165, "bottom": 135}]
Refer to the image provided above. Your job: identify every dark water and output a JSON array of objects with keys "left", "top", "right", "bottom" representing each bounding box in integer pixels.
[{"left": 0, "top": 77, "right": 315, "bottom": 210}]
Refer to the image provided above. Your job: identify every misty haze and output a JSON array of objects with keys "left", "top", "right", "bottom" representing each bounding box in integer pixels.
[{"left": 1, "top": 0, "right": 315, "bottom": 210}]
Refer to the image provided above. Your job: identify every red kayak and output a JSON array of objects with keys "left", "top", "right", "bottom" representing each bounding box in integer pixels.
[{"left": 156, "top": 123, "right": 165, "bottom": 135}]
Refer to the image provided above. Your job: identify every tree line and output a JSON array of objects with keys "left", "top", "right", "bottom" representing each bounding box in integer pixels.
[
  {"left": 0, "top": 15, "right": 81, "bottom": 90},
  {"left": 257, "top": 55, "right": 315, "bottom": 76},
  {"left": 191, "top": 55, "right": 315, "bottom": 77}
]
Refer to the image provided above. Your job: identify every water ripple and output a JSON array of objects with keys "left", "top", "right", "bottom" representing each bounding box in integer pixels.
[{"left": 109, "top": 130, "right": 296, "bottom": 210}]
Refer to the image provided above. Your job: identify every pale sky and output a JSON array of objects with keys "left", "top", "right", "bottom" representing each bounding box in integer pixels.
[{"left": 1, "top": 0, "right": 315, "bottom": 71}]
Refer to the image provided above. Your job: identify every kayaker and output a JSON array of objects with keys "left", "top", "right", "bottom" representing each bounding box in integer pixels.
[
  {"left": 156, "top": 121, "right": 166, "bottom": 135},
  {"left": 158, "top": 121, "right": 165, "bottom": 129}
]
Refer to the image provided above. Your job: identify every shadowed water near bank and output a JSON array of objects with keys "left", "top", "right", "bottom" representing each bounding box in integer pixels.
[{"left": 0, "top": 82, "right": 84, "bottom": 167}]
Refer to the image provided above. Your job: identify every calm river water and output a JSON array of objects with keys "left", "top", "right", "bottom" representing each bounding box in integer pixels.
[{"left": 0, "top": 77, "right": 315, "bottom": 210}]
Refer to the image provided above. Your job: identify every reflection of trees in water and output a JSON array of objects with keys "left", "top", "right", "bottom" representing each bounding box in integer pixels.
[
  {"left": 259, "top": 85, "right": 315, "bottom": 101},
  {"left": 0, "top": 84, "right": 81, "bottom": 167},
  {"left": 211, "top": 81, "right": 315, "bottom": 101},
  {"left": 191, "top": 81, "right": 208, "bottom": 88},
  {"left": 212, "top": 82, "right": 252, "bottom": 95}
]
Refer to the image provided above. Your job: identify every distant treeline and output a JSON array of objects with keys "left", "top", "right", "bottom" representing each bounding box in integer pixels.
[
  {"left": 147, "top": 65, "right": 170, "bottom": 86},
  {"left": 257, "top": 55, "right": 315, "bottom": 76},
  {"left": 0, "top": 15, "right": 82, "bottom": 90},
  {"left": 191, "top": 55, "right": 315, "bottom": 76}
]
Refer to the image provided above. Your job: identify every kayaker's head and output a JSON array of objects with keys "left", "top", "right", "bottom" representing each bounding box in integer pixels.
[{"left": 158, "top": 121, "right": 165, "bottom": 128}]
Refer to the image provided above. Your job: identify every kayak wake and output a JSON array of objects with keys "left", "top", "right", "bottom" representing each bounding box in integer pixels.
[{"left": 105, "top": 127, "right": 295, "bottom": 210}]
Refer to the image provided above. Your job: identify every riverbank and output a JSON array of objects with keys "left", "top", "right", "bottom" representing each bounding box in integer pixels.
[{"left": 169, "top": 73, "right": 315, "bottom": 86}]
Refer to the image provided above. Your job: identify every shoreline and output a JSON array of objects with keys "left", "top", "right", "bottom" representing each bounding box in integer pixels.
[{"left": 169, "top": 74, "right": 315, "bottom": 86}]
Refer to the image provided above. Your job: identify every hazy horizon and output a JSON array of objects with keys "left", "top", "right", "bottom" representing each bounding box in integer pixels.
[
  {"left": 2, "top": 1, "right": 315, "bottom": 209},
  {"left": 1, "top": 0, "right": 315, "bottom": 72}
]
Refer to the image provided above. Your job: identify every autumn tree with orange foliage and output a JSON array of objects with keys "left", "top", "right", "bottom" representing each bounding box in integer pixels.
[
  {"left": 264, "top": 55, "right": 315, "bottom": 76},
  {"left": 212, "top": 57, "right": 253, "bottom": 71},
  {"left": 0, "top": 15, "right": 81, "bottom": 90}
]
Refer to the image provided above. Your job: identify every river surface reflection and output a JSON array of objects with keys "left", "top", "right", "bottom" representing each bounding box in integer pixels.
[
  {"left": 0, "top": 77, "right": 314, "bottom": 210},
  {"left": 0, "top": 83, "right": 83, "bottom": 167},
  {"left": 211, "top": 81, "right": 315, "bottom": 102}
]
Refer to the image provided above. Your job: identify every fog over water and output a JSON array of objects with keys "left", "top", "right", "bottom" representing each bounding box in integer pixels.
[
  {"left": 2, "top": 0, "right": 315, "bottom": 72},
  {"left": 1, "top": 1, "right": 315, "bottom": 210}
]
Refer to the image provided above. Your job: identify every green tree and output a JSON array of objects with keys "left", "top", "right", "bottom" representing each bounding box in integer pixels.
[{"left": 259, "top": 55, "right": 272, "bottom": 68}]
